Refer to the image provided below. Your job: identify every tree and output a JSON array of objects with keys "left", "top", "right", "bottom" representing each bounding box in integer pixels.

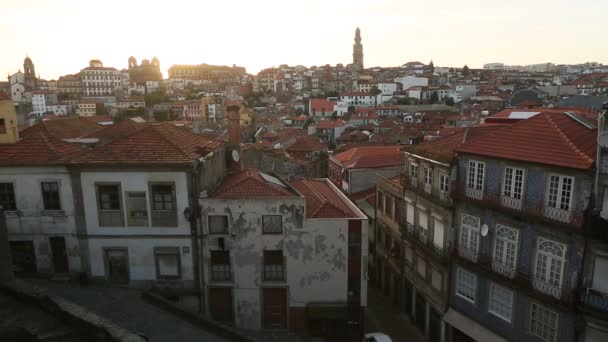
[
  {"left": 397, "top": 97, "right": 411, "bottom": 105},
  {"left": 95, "top": 103, "right": 108, "bottom": 116},
  {"left": 429, "top": 91, "right": 439, "bottom": 104},
  {"left": 348, "top": 105, "right": 356, "bottom": 113},
  {"left": 445, "top": 97, "right": 455, "bottom": 106},
  {"left": 331, "top": 111, "right": 338, "bottom": 121},
  {"left": 369, "top": 86, "right": 382, "bottom": 107}
]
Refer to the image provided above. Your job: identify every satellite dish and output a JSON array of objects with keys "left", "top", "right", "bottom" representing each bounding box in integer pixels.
[
  {"left": 599, "top": 132, "right": 608, "bottom": 148},
  {"left": 231, "top": 149, "right": 240, "bottom": 162},
  {"left": 481, "top": 224, "right": 489, "bottom": 237}
]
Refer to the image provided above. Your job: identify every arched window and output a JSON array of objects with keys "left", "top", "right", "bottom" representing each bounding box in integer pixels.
[
  {"left": 493, "top": 225, "right": 519, "bottom": 277},
  {"left": 534, "top": 238, "right": 566, "bottom": 298}
]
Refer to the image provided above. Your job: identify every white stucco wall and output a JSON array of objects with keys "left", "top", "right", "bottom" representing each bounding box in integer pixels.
[
  {"left": 0, "top": 166, "right": 81, "bottom": 273},
  {"left": 200, "top": 190, "right": 368, "bottom": 330},
  {"left": 80, "top": 171, "right": 193, "bottom": 283}
]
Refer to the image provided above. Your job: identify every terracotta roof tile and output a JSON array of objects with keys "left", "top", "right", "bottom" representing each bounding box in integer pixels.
[
  {"left": 21, "top": 117, "right": 104, "bottom": 140},
  {"left": 457, "top": 112, "right": 596, "bottom": 170},
  {"left": 406, "top": 125, "right": 506, "bottom": 164},
  {"left": 72, "top": 123, "right": 224, "bottom": 165},
  {"left": 290, "top": 179, "right": 357, "bottom": 218},
  {"left": 287, "top": 136, "right": 327, "bottom": 152},
  {"left": 334, "top": 146, "right": 404, "bottom": 168},
  {"left": 0, "top": 132, "right": 85, "bottom": 166},
  {"left": 316, "top": 120, "right": 345, "bottom": 129},
  {"left": 211, "top": 169, "right": 298, "bottom": 198}
]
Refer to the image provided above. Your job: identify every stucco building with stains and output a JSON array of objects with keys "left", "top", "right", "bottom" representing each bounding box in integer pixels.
[
  {"left": 448, "top": 111, "right": 595, "bottom": 342},
  {"left": 199, "top": 168, "right": 368, "bottom": 340}
]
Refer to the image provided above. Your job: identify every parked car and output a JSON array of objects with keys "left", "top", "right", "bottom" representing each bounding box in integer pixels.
[{"left": 364, "top": 332, "right": 392, "bottom": 342}]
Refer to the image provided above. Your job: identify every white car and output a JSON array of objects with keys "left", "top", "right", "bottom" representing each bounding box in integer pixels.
[{"left": 364, "top": 332, "right": 393, "bottom": 342}]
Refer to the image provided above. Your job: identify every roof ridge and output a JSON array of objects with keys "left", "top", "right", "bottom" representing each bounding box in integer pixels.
[
  {"left": 301, "top": 180, "right": 327, "bottom": 218},
  {"left": 143, "top": 124, "right": 191, "bottom": 159},
  {"left": 40, "top": 133, "right": 64, "bottom": 161},
  {"left": 545, "top": 112, "right": 594, "bottom": 164}
]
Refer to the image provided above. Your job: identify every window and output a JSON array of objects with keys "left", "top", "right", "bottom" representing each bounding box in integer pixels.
[
  {"left": 377, "top": 192, "right": 384, "bottom": 213},
  {"left": 409, "top": 162, "right": 418, "bottom": 184},
  {"left": 96, "top": 184, "right": 123, "bottom": 226},
  {"left": 208, "top": 215, "right": 229, "bottom": 234},
  {"left": 154, "top": 247, "right": 181, "bottom": 279},
  {"left": 262, "top": 215, "right": 282, "bottom": 234},
  {"left": 489, "top": 283, "right": 513, "bottom": 322},
  {"left": 431, "top": 269, "right": 442, "bottom": 291},
  {"left": 530, "top": 303, "right": 558, "bottom": 342},
  {"left": 439, "top": 174, "right": 449, "bottom": 192},
  {"left": 533, "top": 238, "right": 566, "bottom": 298},
  {"left": 263, "top": 250, "right": 284, "bottom": 281},
  {"left": 493, "top": 225, "right": 519, "bottom": 277},
  {"left": 210, "top": 250, "right": 231, "bottom": 281},
  {"left": 418, "top": 209, "right": 428, "bottom": 242},
  {"left": 545, "top": 175, "right": 574, "bottom": 221},
  {"left": 385, "top": 196, "right": 393, "bottom": 218},
  {"left": 0, "top": 183, "right": 16, "bottom": 210},
  {"left": 0, "top": 119, "right": 6, "bottom": 134},
  {"left": 459, "top": 214, "right": 480, "bottom": 262},
  {"left": 503, "top": 167, "right": 524, "bottom": 199},
  {"left": 417, "top": 257, "right": 426, "bottom": 277},
  {"left": 126, "top": 192, "right": 148, "bottom": 226},
  {"left": 424, "top": 167, "right": 432, "bottom": 186},
  {"left": 466, "top": 160, "right": 485, "bottom": 199},
  {"left": 150, "top": 183, "right": 177, "bottom": 227},
  {"left": 456, "top": 268, "right": 477, "bottom": 303}
]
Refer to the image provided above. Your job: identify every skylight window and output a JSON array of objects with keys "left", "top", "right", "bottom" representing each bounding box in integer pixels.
[{"left": 565, "top": 112, "right": 595, "bottom": 129}]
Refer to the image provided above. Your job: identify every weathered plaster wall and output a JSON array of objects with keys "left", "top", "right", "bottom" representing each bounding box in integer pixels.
[
  {"left": 0, "top": 166, "right": 81, "bottom": 273},
  {"left": 200, "top": 195, "right": 368, "bottom": 330},
  {"left": 349, "top": 166, "right": 402, "bottom": 195}
]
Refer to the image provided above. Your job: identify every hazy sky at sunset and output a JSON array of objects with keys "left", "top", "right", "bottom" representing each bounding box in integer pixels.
[{"left": 2, "top": 0, "right": 606, "bottom": 79}]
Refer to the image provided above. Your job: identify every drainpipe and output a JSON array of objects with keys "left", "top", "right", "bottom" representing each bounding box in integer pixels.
[
  {"left": 189, "top": 162, "right": 205, "bottom": 315},
  {"left": 595, "top": 108, "right": 607, "bottom": 212}
]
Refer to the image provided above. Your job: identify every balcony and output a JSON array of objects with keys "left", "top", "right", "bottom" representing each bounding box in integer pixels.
[
  {"left": 402, "top": 223, "right": 448, "bottom": 262},
  {"left": 454, "top": 184, "right": 585, "bottom": 230},
  {"left": 451, "top": 247, "right": 576, "bottom": 307},
  {"left": 580, "top": 288, "right": 608, "bottom": 314},
  {"left": 403, "top": 176, "right": 453, "bottom": 207}
]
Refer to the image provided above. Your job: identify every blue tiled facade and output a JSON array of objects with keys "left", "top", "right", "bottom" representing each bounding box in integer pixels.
[{"left": 450, "top": 153, "right": 591, "bottom": 342}]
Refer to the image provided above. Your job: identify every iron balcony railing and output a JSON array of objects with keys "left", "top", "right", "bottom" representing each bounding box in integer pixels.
[
  {"left": 402, "top": 223, "right": 448, "bottom": 261},
  {"left": 450, "top": 246, "right": 576, "bottom": 307},
  {"left": 402, "top": 176, "right": 453, "bottom": 207},
  {"left": 454, "top": 184, "right": 585, "bottom": 230},
  {"left": 580, "top": 288, "right": 608, "bottom": 313}
]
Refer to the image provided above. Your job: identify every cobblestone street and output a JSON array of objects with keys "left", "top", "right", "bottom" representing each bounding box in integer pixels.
[
  {"left": 365, "top": 286, "right": 425, "bottom": 342},
  {"left": 28, "top": 279, "right": 228, "bottom": 342}
]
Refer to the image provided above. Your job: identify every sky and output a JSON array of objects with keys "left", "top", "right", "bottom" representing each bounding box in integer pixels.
[{"left": 2, "top": 0, "right": 607, "bottom": 80}]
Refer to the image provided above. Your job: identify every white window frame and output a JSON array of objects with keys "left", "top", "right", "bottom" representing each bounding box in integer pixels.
[
  {"left": 439, "top": 173, "right": 449, "bottom": 192},
  {"left": 458, "top": 213, "right": 480, "bottom": 262},
  {"left": 492, "top": 224, "right": 519, "bottom": 278},
  {"left": 533, "top": 238, "right": 566, "bottom": 299},
  {"left": 456, "top": 267, "right": 477, "bottom": 304},
  {"left": 466, "top": 160, "right": 485, "bottom": 199},
  {"left": 544, "top": 174, "right": 574, "bottom": 222},
  {"left": 488, "top": 282, "right": 513, "bottom": 322},
  {"left": 409, "top": 162, "right": 418, "bottom": 185},
  {"left": 530, "top": 302, "right": 558, "bottom": 342},
  {"left": 502, "top": 166, "right": 525, "bottom": 209},
  {"left": 424, "top": 167, "right": 432, "bottom": 185}
]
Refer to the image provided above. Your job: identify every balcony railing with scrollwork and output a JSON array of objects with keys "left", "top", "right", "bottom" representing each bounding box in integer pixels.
[
  {"left": 580, "top": 288, "right": 608, "bottom": 313},
  {"left": 401, "top": 223, "right": 448, "bottom": 261},
  {"left": 492, "top": 260, "right": 516, "bottom": 279},
  {"left": 454, "top": 184, "right": 585, "bottom": 230},
  {"left": 450, "top": 246, "right": 576, "bottom": 307},
  {"left": 465, "top": 187, "right": 483, "bottom": 200},
  {"left": 457, "top": 245, "right": 479, "bottom": 263}
]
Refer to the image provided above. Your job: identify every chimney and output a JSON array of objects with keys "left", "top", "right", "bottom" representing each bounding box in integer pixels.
[
  {"left": 226, "top": 105, "right": 242, "bottom": 173},
  {"left": 227, "top": 105, "right": 241, "bottom": 145}
]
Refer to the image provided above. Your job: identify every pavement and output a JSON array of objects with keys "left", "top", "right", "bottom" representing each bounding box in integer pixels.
[
  {"left": 27, "top": 279, "right": 228, "bottom": 342},
  {"left": 365, "top": 286, "right": 426, "bottom": 342}
]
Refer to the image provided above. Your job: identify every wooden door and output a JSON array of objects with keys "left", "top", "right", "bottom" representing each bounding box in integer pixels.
[
  {"left": 9, "top": 241, "right": 37, "bottom": 273},
  {"left": 50, "top": 237, "right": 69, "bottom": 273},
  {"left": 209, "top": 287, "right": 233, "bottom": 322},
  {"left": 106, "top": 249, "right": 129, "bottom": 283},
  {"left": 263, "top": 288, "right": 287, "bottom": 329}
]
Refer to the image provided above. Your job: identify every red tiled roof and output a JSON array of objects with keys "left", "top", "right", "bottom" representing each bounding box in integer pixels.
[
  {"left": 334, "top": 146, "right": 404, "bottom": 169},
  {"left": 310, "top": 99, "right": 334, "bottom": 112},
  {"left": 21, "top": 117, "right": 104, "bottom": 140},
  {"left": 290, "top": 179, "right": 357, "bottom": 218},
  {"left": 406, "top": 125, "right": 506, "bottom": 164},
  {"left": 0, "top": 91, "right": 11, "bottom": 101},
  {"left": 316, "top": 120, "right": 345, "bottom": 129},
  {"left": 211, "top": 169, "right": 297, "bottom": 198},
  {"left": 84, "top": 119, "right": 149, "bottom": 145},
  {"left": 72, "top": 123, "right": 224, "bottom": 165},
  {"left": 287, "top": 136, "right": 327, "bottom": 152},
  {"left": 457, "top": 112, "right": 597, "bottom": 170},
  {"left": 0, "top": 131, "right": 85, "bottom": 166}
]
